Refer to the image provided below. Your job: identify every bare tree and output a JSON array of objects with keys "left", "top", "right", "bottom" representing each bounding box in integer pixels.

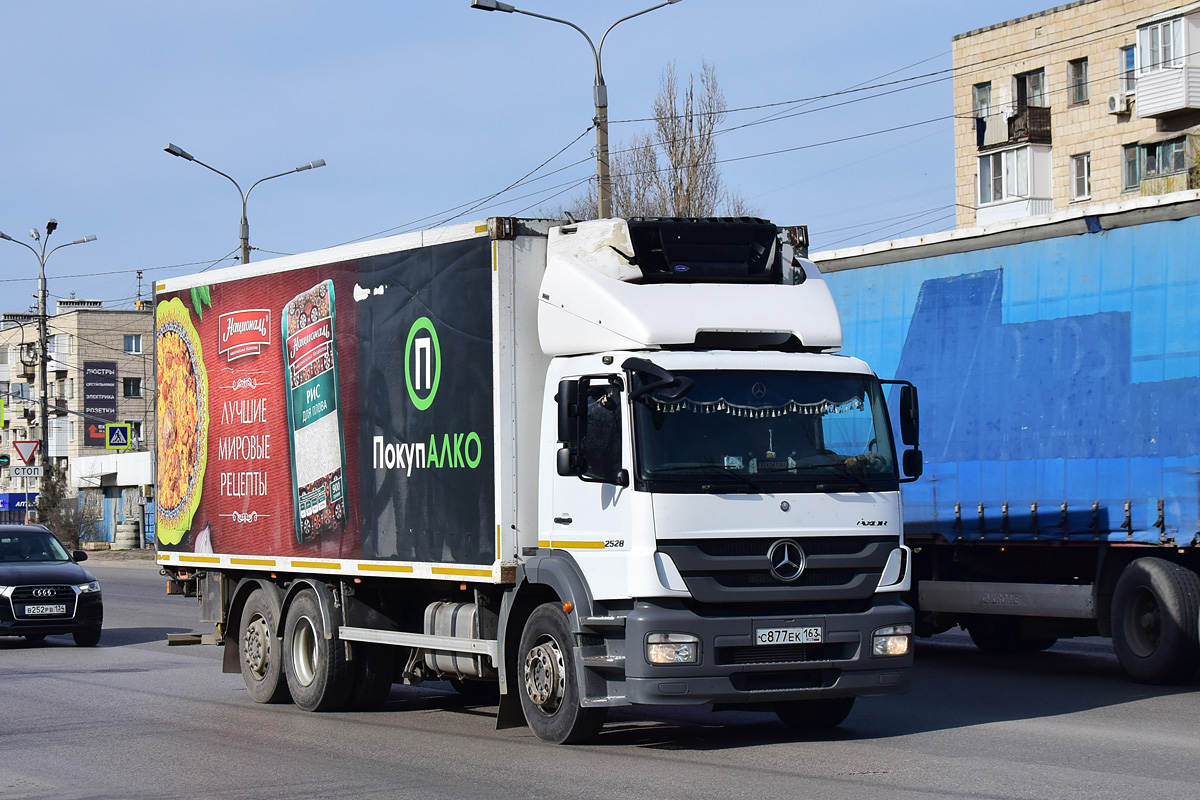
[{"left": 554, "top": 61, "right": 756, "bottom": 220}]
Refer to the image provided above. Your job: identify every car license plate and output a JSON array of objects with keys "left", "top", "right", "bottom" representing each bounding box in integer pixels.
[
  {"left": 756, "top": 626, "right": 823, "bottom": 645},
  {"left": 24, "top": 604, "right": 67, "bottom": 616}
]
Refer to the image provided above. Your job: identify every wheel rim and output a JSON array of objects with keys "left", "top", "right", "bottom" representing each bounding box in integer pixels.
[
  {"left": 291, "top": 615, "right": 319, "bottom": 687},
  {"left": 523, "top": 633, "right": 566, "bottom": 716},
  {"left": 1123, "top": 586, "right": 1161, "bottom": 658},
  {"left": 243, "top": 614, "right": 271, "bottom": 679}
]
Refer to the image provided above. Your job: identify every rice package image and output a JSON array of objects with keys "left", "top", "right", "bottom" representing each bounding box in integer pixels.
[{"left": 282, "top": 280, "right": 348, "bottom": 542}]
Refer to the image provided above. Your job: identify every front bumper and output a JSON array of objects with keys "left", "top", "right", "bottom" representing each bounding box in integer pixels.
[
  {"left": 0, "top": 593, "right": 103, "bottom": 637},
  {"left": 619, "top": 598, "right": 912, "bottom": 706}
]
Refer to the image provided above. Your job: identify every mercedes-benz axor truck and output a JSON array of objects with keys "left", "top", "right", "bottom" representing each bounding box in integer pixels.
[{"left": 155, "top": 216, "right": 921, "bottom": 743}]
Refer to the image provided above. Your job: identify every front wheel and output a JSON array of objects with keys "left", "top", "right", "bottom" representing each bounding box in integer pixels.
[
  {"left": 239, "top": 589, "right": 291, "bottom": 704},
  {"left": 72, "top": 625, "right": 102, "bottom": 647},
  {"left": 1111, "top": 558, "right": 1200, "bottom": 684},
  {"left": 283, "top": 589, "right": 352, "bottom": 711},
  {"left": 775, "top": 697, "right": 855, "bottom": 730},
  {"left": 517, "top": 603, "right": 605, "bottom": 744}
]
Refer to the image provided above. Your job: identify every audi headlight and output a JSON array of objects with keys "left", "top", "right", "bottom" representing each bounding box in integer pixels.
[
  {"left": 646, "top": 632, "right": 700, "bottom": 665},
  {"left": 77, "top": 581, "right": 101, "bottom": 594},
  {"left": 871, "top": 624, "right": 912, "bottom": 657}
]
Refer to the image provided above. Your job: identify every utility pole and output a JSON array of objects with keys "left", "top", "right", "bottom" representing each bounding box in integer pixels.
[{"left": 0, "top": 221, "right": 97, "bottom": 509}]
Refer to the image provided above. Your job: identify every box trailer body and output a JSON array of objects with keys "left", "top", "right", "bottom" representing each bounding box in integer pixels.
[
  {"left": 815, "top": 192, "right": 1200, "bottom": 684},
  {"left": 155, "top": 217, "right": 919, "bottom": 742}
]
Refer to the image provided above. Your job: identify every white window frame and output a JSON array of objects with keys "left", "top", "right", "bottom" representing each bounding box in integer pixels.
[
  {"left": 973, "top": 82, "right": 992, "bottom": 117},
  {"left": 1068, "top": 58, "right": 1089, "bottom": 105},
  {"left": 124, "top": 334, "right": 142, "bottom": 354},
  {"left": 1071, "top": 153, "right": 1091, "bottom": 201},
  {"left": 1120, "top": 45, "right": 1137, "bottom": 95},
  {"left": 1016, "top": 69, "right": 1046, "bottom": 107},
  {"left": 1139, "top": 18, "right": 1183, "bottom": 73},
  {"left": 979, "top": 147, "right": 1030, "bottom": 205},
  {"left": 124, "top": 419, "right": 144, "bottom": 442}
]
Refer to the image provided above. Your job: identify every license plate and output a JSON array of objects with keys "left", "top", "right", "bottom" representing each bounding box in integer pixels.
[
  {"left": 756, "top": 626, "right": 823, "bottom": 645},
  {"left": 24, "top": 604, "right": 67, "bottom": 616}
]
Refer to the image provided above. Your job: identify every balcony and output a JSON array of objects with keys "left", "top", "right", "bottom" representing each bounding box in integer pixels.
[
  {"left": 1135, "top": 66, "right": 1200, "bottom": 117},
  {"left": 977, "top": 106, "right": 1052, "bottom": 151}
]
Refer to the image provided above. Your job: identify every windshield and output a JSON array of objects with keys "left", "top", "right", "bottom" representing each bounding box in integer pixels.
[
  {"left": 0, "top": 530, "right": 71, "bottom": 562},
  {"left": 631, "top": 369, "right": 898, "bottom": 493}
]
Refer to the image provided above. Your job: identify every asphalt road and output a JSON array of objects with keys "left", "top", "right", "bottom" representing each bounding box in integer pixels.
[{"left": 3, "top": 557, "right": 1199, "bottom": 800}]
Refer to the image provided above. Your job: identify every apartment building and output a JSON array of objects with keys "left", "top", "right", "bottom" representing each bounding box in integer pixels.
[
  {"left": 0, "top": 300, "right": 153, "bottom": 540},
  {"left": 954, "top": 0, "right": 1200, "bottom": 227}
]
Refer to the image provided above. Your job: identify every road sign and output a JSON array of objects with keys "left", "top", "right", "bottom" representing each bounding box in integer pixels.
[
  {"left": 13, "top": 441, "right": 39, "bottom": 465},
  {"left": 12, "top": 465, "right": 43, "bottom": 478},
  {"left": 106, "top": 423, "right": 132, "bottom": 450}
]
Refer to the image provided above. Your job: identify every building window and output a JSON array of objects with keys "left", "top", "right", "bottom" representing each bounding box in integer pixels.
[
  {"left": 69, "top": 422, "right": 75, "bottom": 443},
  {"left": 68, "top": 377, "right": 74, "bottom": 399},
  {"left": 1144, "top": 137, "right": 1187, "bottom": 177},
  {"left": 979, "top": 148, "right": 1029, "bottom": 205},
  {"left": 1124, "top": 144, "right": 1141, "bottom": 189},
  {"left": 124, "top": 334, "right": 142, "bottom": 354},
  {"left": 1139, "top": 18, "right": 1183, "bottom": 73},
  {"left": 1071, "top": 154, "right": 1091, "bottom": 200},
  {"left": 123, "top": 377, "right": 142, "bottom": 397},
  {"left": 973, "top": 82, "right": 992, "bottom": 117},
  {"left": 1068, "top": 58, "right": 1089, "bottom": 105},
  {"left": 1016, "top": 69, "right": 1046, "bottom": 107},
  {"left": 124, "top": 420, "right": 143, "bottom": 442},
  {"left": 1120, "top": 46, "right": 1137, "bottom": 94}
]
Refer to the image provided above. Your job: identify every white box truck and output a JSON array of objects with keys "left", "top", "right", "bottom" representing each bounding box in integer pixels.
[{"left": 155, "top": 216, "right": 921, "bottom": 743}]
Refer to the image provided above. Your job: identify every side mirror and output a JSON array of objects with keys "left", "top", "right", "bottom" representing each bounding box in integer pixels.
[
  {"left": 556, "top": 379, "right": 583, "bottom": 445},
  {"left": 899, "top": 384, "right": 919, "bottom": 447},
  {"left": 73, "top": 549, "right": 88, "bottom": 562},
  {"left": 902, "top": 448, "right": 923, "bottom": 480}
]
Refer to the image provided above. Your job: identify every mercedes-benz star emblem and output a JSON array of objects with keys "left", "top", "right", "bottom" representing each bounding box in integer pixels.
[{"left": 768, "top": 539, "right": 806, "bottom": 582}]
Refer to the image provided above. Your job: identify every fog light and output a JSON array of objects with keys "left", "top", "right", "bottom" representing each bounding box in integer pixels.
[
  {"left": 646, "top": 632, "right": 700, "bottom": 664},
  {"left": 872, "top": 624, "right": 912, "bottom": 657}
]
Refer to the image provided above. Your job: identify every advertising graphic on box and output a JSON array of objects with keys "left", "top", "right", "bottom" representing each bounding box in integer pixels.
[{"left": 155, "top": 238, "right": 495, "bottom": 564}]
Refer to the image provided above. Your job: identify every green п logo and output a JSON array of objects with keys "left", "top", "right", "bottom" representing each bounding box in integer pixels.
[{"left": 405, "top": 317, "right": 441, "bottom": 411}]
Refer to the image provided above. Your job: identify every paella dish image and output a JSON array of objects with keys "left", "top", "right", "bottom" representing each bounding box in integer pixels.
[{"left": 156, "top": 297, "right": 210, "bottom": 547}]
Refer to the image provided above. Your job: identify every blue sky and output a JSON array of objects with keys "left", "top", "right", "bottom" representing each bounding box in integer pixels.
[{"left": 0, "top": 0, "right": 1055, "bottom": 308}]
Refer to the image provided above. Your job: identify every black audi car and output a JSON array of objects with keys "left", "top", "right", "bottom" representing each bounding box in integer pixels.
[{"left": 0, "top": 525, "right": 103, "bottom": 646}]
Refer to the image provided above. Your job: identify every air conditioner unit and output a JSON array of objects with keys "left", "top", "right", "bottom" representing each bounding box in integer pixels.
[{"left": 1107, "top": 93, "right": 1131, "bottom": 115}]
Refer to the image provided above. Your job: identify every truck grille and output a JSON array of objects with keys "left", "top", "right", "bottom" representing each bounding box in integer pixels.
[{"left": 657, "top": 535, "right": 895, "bottom": 604}]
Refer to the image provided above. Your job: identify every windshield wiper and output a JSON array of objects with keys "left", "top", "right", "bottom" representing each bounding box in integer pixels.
[{"left": 649, "top": 464, "right": 765, "bottom": 492}]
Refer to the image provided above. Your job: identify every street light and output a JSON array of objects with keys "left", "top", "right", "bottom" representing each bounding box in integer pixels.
[
  {"left": 0, "top": 220, "right": 97, "bottom": 506},
  {"left": 471, "top": 0, "right": 683, "bottom": 219},
  {"left": 163, "top": 143, "right": 326, "bottom": 265}
]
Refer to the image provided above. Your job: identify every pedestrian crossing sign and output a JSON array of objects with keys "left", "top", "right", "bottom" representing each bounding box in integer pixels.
[{"left": 106, "top": 423, "right": 132, "bottom": 450}]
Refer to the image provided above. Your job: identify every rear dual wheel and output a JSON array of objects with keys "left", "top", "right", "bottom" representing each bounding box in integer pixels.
[
  {"left": 283, "top": 589, "right": 353, "bottom": 712},
  {"left": 1111, "top": 558, "right": 1200, "bottom": 684},
  {"left": 239, "top": 590, "right": 290, "bottom": 704}
]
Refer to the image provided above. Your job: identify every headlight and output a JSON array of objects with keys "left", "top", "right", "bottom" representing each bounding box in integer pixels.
[
  {"left": 646, "top": 632, "right": 700, "bottom": 665},
  {"left": 77, "top": 581, "right": 101, "bottom": 594},
  {"left": 872, "top": 624, "right": 912, "bottom": 657}
]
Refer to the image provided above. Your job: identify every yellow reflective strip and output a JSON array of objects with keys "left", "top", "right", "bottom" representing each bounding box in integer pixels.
[
  {"left": 291, "top": 560, "right": 341, "bottom": 570},
  {"left": 230, "top": 558, "right": 275, "bottom": 567},
  {"left": 155, "top": 283, "right": 167, "bottom": 291},
  {"left": 538, "top": 540, "right": 551, "bottom": 548},
  {"left": 496, "top": 525, "right": 501, "bottom": 558},
  {"left": 156, "top": 554, "right": 171, "bottom": 561},
  {"left": 551, "top": 541, "right": 606, "bottom": 550},
  {"left": 475, "top": 224, "right": 488, "bottom": 233},
  {"left": 179, "top": 555, "right": 220, "bottom": 564},
  {"left": 432, "top": 567, "right": 492, "bottom": 577},
  {"left": 492, "top": 239, "right": 498, "bottom": 271},
  {"left": 358, "top": 563, "right": 414, "bottom": 573}
]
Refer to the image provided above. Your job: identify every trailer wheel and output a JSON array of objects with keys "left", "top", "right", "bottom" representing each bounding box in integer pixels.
[
  {"left": 283, "top": 589, "right": 352, "bottom": 711},
  {"left": 775, "top": 697, "right": 855, "bottom": 730},
  {"left": 966, "top": 616, "right": 1057, "bottom": 654},
  {"left": 346, "top": 642, "right": 395, "bottom": 711},
  {"left": 239, "top": 589, "right": 291, "bottom": 704},
  {"left": 1111, "top": 558, "right": 1200, "bottom": 684},
  {"left": 517, "top": 603, "right": 605, "bottom": 744}
]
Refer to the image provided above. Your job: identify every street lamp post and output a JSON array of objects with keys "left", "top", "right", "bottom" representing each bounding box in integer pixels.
[
  {"left": 471, "top": 0, "right": 683, "bottom": 219},
  {"left": 163, "top": 144, "right": 326, "bottom": 264},
  {"left": 0, "top": 221, "right": 97, "bottom": 508}
]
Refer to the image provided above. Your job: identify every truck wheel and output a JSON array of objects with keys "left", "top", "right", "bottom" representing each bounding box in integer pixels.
[
  {"left": 72, "top": 625, "right": 102, "bottom": 647},
  {"left": 283, "top": 589, "right": 352, "bottom": 711},
  {"left": 775, "top": 697, "right": 855, "bottom": 730},
  {"left": 967, "top": 617, "right": 1056, "bottom": 654},
  {"left": 1111, "top": 558, "right": 1200, "bottom": 684},
  {"left": 517, "top": 603, "right": 606, "bottom": 744},
  {"left": 239, "top": 589, "right": 291, "bottom": 704},
  {"left": 346, "top": 642, "right": 395, "bottom": 711}
]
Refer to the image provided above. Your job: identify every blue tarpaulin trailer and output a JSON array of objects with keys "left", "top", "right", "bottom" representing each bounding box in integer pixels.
[{"left": 816, "top": 192, "right": 1200, "bottom": 685}]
